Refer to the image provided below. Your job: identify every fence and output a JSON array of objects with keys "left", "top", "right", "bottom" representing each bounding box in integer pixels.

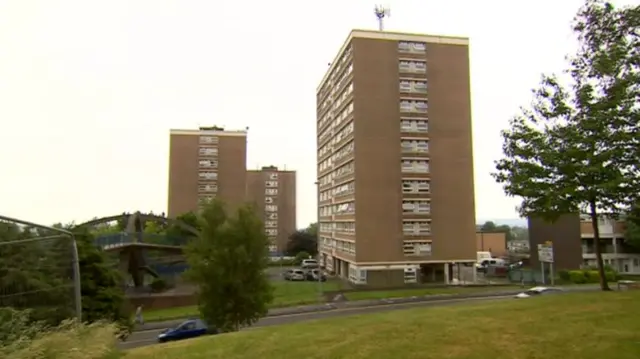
[
  {"left": 507, "top": 268, "right": 551, "bottom": 285},
  {"left": 0, "top": 215, "right": 81, "bottom": 323}
]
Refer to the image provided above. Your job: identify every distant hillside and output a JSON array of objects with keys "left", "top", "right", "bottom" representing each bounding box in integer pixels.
[{"left": 477, "top": 218, "right": 527, "bottom": 227}]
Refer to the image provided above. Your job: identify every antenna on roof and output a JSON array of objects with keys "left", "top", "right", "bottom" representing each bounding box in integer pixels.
[{"left": 374, "top": 4, "right": 391, "bottom": 31}]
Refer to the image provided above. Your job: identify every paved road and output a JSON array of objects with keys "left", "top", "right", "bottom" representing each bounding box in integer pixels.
[
  {"left": 120, "top": 296, "right": 512, "bottom": 350},
  {"left": 120, "top": 284, "right": 600, "bottom": 351}
]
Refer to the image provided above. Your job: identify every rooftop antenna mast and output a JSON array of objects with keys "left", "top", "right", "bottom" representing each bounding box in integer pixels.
[{"left": 374, "top": 5, "right": 390, "bottom": 31}]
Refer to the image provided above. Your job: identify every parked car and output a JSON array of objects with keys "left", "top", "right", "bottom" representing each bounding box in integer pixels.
[
  {"left": 514, "top": 286, "right": 564, "bottom": 299},
  {"left": 476, "top": 258, "right": 507, "bottom": 273},
  {"left": 301, "top": 259, "right": 319, "bottom": 269},
  {"left": 305, "top": 269, "right": 327, "bottom": 282},
  {"left": 157, "top": 319, "right": 218, "bottom": 343},
  {"left": 283, "top": 269, "right": 306, "bottom": 281}
]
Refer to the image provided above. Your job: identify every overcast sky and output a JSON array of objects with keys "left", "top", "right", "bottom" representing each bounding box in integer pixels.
[{"left": 1, "top": 0, "right": 634, "bottom": 227}]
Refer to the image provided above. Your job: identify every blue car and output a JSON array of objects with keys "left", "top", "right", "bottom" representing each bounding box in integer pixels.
[{"left": 157, "top": 319, "right": 218, "bottom": 343}]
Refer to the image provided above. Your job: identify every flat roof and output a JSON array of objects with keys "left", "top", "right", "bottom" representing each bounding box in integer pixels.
[
  {"left": 317, "top": 29, "right": 469, "bottom": 92},
  {"left": 170, "top": 129, "right": 247, "bottom": 137}
]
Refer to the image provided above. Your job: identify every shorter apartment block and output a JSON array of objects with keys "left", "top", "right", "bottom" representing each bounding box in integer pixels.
[
  {"left": 579, "top": 215, "right": 640, "bottom": 274},
  {"left": 476, "top": 232, "right": 507, "bottom": 258},
  {"left": 168, "top": 126, "right": 247, "bottom": 218},
  {"left": 246, "top": 166, "right": 296, "bottom": 254},
  {"left": 528, "top": 214, "right": 640, "bottom": 274}
]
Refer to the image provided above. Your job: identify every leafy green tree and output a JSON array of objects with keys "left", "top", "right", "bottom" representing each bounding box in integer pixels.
[
  {"left": 480, "top": 221, "right": 497, "bottom": 231},
  {"left": 72, "top": 228, "right": 131, "bottom": 332},
  {"left": 0, "top": 221, "right": 130, "bottom": 333},
  {"left": 511, "top": 226, "right": 529, "bottom": 242},
  {"left": 166, "top": 211, "right": 200, "bottom": 246},
  {"left": 0, "top": 221, "right": 74, "bottom": 325},
  {"left": 285, "top": 224, "right": 318, "bottom": 256},
  {"left": 492, "top": 0, "right": 640, "bottom": 291},
  {"left": 185, "top": 200, "right": 273, "bottom": 332}
]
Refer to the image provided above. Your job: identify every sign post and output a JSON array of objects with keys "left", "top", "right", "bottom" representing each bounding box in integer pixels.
[{"left": 537, "top": 241, "right": 555, "bottom": 286}]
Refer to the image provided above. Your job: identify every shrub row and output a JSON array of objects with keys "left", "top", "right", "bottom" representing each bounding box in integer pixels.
[{"left": 558, "top": 267, "right": 621, "bottom": 284}]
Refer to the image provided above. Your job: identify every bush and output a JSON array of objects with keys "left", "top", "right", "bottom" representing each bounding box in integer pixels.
[
  {"left": 0, "top": 315, "right": 119, "bottom": 359},
  {"left": 0, "top": 308, "right": 45, "bottom": 349},
  {"left": 150, "top": 277, "right": 168, "bottom": 293},
  {"left": 557, "top": 270, "right": 571, "bottom": 282},
  {"left": 566, "top": 269, "right": 618, "bottom": 284},
  {"left": 569, "top": 270, "right": 587, "bottom": 284}
]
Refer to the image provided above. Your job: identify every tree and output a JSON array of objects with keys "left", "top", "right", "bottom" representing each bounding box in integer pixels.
[
  {"left": 511, "top": 226, "right": 529, "bottom": 243},
  {"left": 492, "top": 0, "right": 640, "bottom": 291},
  {"left": 72, "top": 227, "right": 130, "bottom": 331},
  {"left": 480, "top": 221, "right": 514, "bottom": 241},
  {"left": 166, "top": 211, "right": 200, "bottom": 245},
  {"left": 0, "top": 221, "right": 129, "bottom": 331},
  {"left": 185, "top": 200, "right": 273, "bottom": 332},
  {"left": 480, "top": 221, "right": 497, "bottom": 231},
  {"left": 0, "top": 221, "right": 74, "bottom": 325},
  {"left": 285, "top": 224, "right": 318, "bottom": 256}
]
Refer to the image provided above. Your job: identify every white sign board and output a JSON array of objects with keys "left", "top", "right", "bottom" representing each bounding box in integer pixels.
[{"left": 537, "top": 244, "right": 554, "bottom": 263}]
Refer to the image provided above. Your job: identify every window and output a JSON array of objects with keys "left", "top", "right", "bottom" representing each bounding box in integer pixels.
[
  {"left": 198, "top": 184, "right": 218, "bottom": 192},
  {"left": 265, "top": 181, "right": 278, "bottom": 188},
  {"left": 401, "top": 160, "right": 429, "bottom": 173},
  {"left": 400, "top": 80, "right": 428, "bottom": 93},
  {"left": 334, "top": 201, "right": 355, "bottom": 215},
  {"left": 199, "top": 136, "right": 218, "bottom": 144},
  {"left": 403, "top": 200, "right": 430, "bottom": 214},
  {"left": 335, "top": 222, "right": 355, "bottom": 233},
  {"left": 400, "top": 100, "right": 428, "bottom": 113},
  {"left": 265, "top": 197, "right": 274, "bottom": 204},
  {"left": 398, "top": 41, "right": 426, "bottom": 53},
  {"left": 266, "top": 229, "right": 278, "bottom": 236},
  {"left": 349, "top": 267, "right": 367, "bottom": 284},
  {"left": 198, "top": 171, "right": 218, "bottom": 180},
  {"left": 402, "top": 180, "right": 430, "bottom": 194},
  {"left": 333, "top": 181, "right": 355, "bottom": 197},
  {"left": 265, "top": 221, "right": 277, "bottom": 228},
  {"left": 334, "top": 161, "right": 355, "bottom": 179},
  {"left": 266, "top": 188, "right": 278, "bottom": 195},
  {"left": 401, "top": 140, "right": 429, "bottom": 153},
  {"left": 404, "top": 268, "right": 418, "bottom": 283},
  {"left": 198, "top": 147, "right": 218, "bottom": 156},
  {"left": 198, "top": 195, "right": 215, "bottom": 204},
  {"left": 403, "top": 241, "right": 432, "bottom": 256},
  {"left": 265, "top": 205, "right": 278, "bottom": 212},
  {"left": 268, "top": 173, "right": 278, "bottom": 180},
  {"left": 268, "top": 245, "right": 277, "bottom": 253},
  {"left": 199, "top": 159, "right": 218, "bottom": 168},
  {"left": 398, "top": 41, "right": 411, "bottom": 52},
  {"left": 412, "top": 42, "right": 426, "bottom": 52},
  {"left": 267, "top": 213, "right": 278, "bottom": 220},
  {"left": 399, "top": 60, "right": 427, "bottom": 73},
  {"left": 403, "top": 221, "right": 431, "bottom": 236}
]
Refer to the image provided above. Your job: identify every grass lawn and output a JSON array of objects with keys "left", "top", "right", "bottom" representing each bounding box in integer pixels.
[
  {"left": 143, "top": 282, "right": 525, "bottom": 322},
  {"left": 343, "top": 285, "right": 522, "bottom": 301},
  {"left": 144, "top": 280, "right": 341, "bottom": 322},
  {"left": 126, "top": 291, "right": 640, "bottom": 359}
]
